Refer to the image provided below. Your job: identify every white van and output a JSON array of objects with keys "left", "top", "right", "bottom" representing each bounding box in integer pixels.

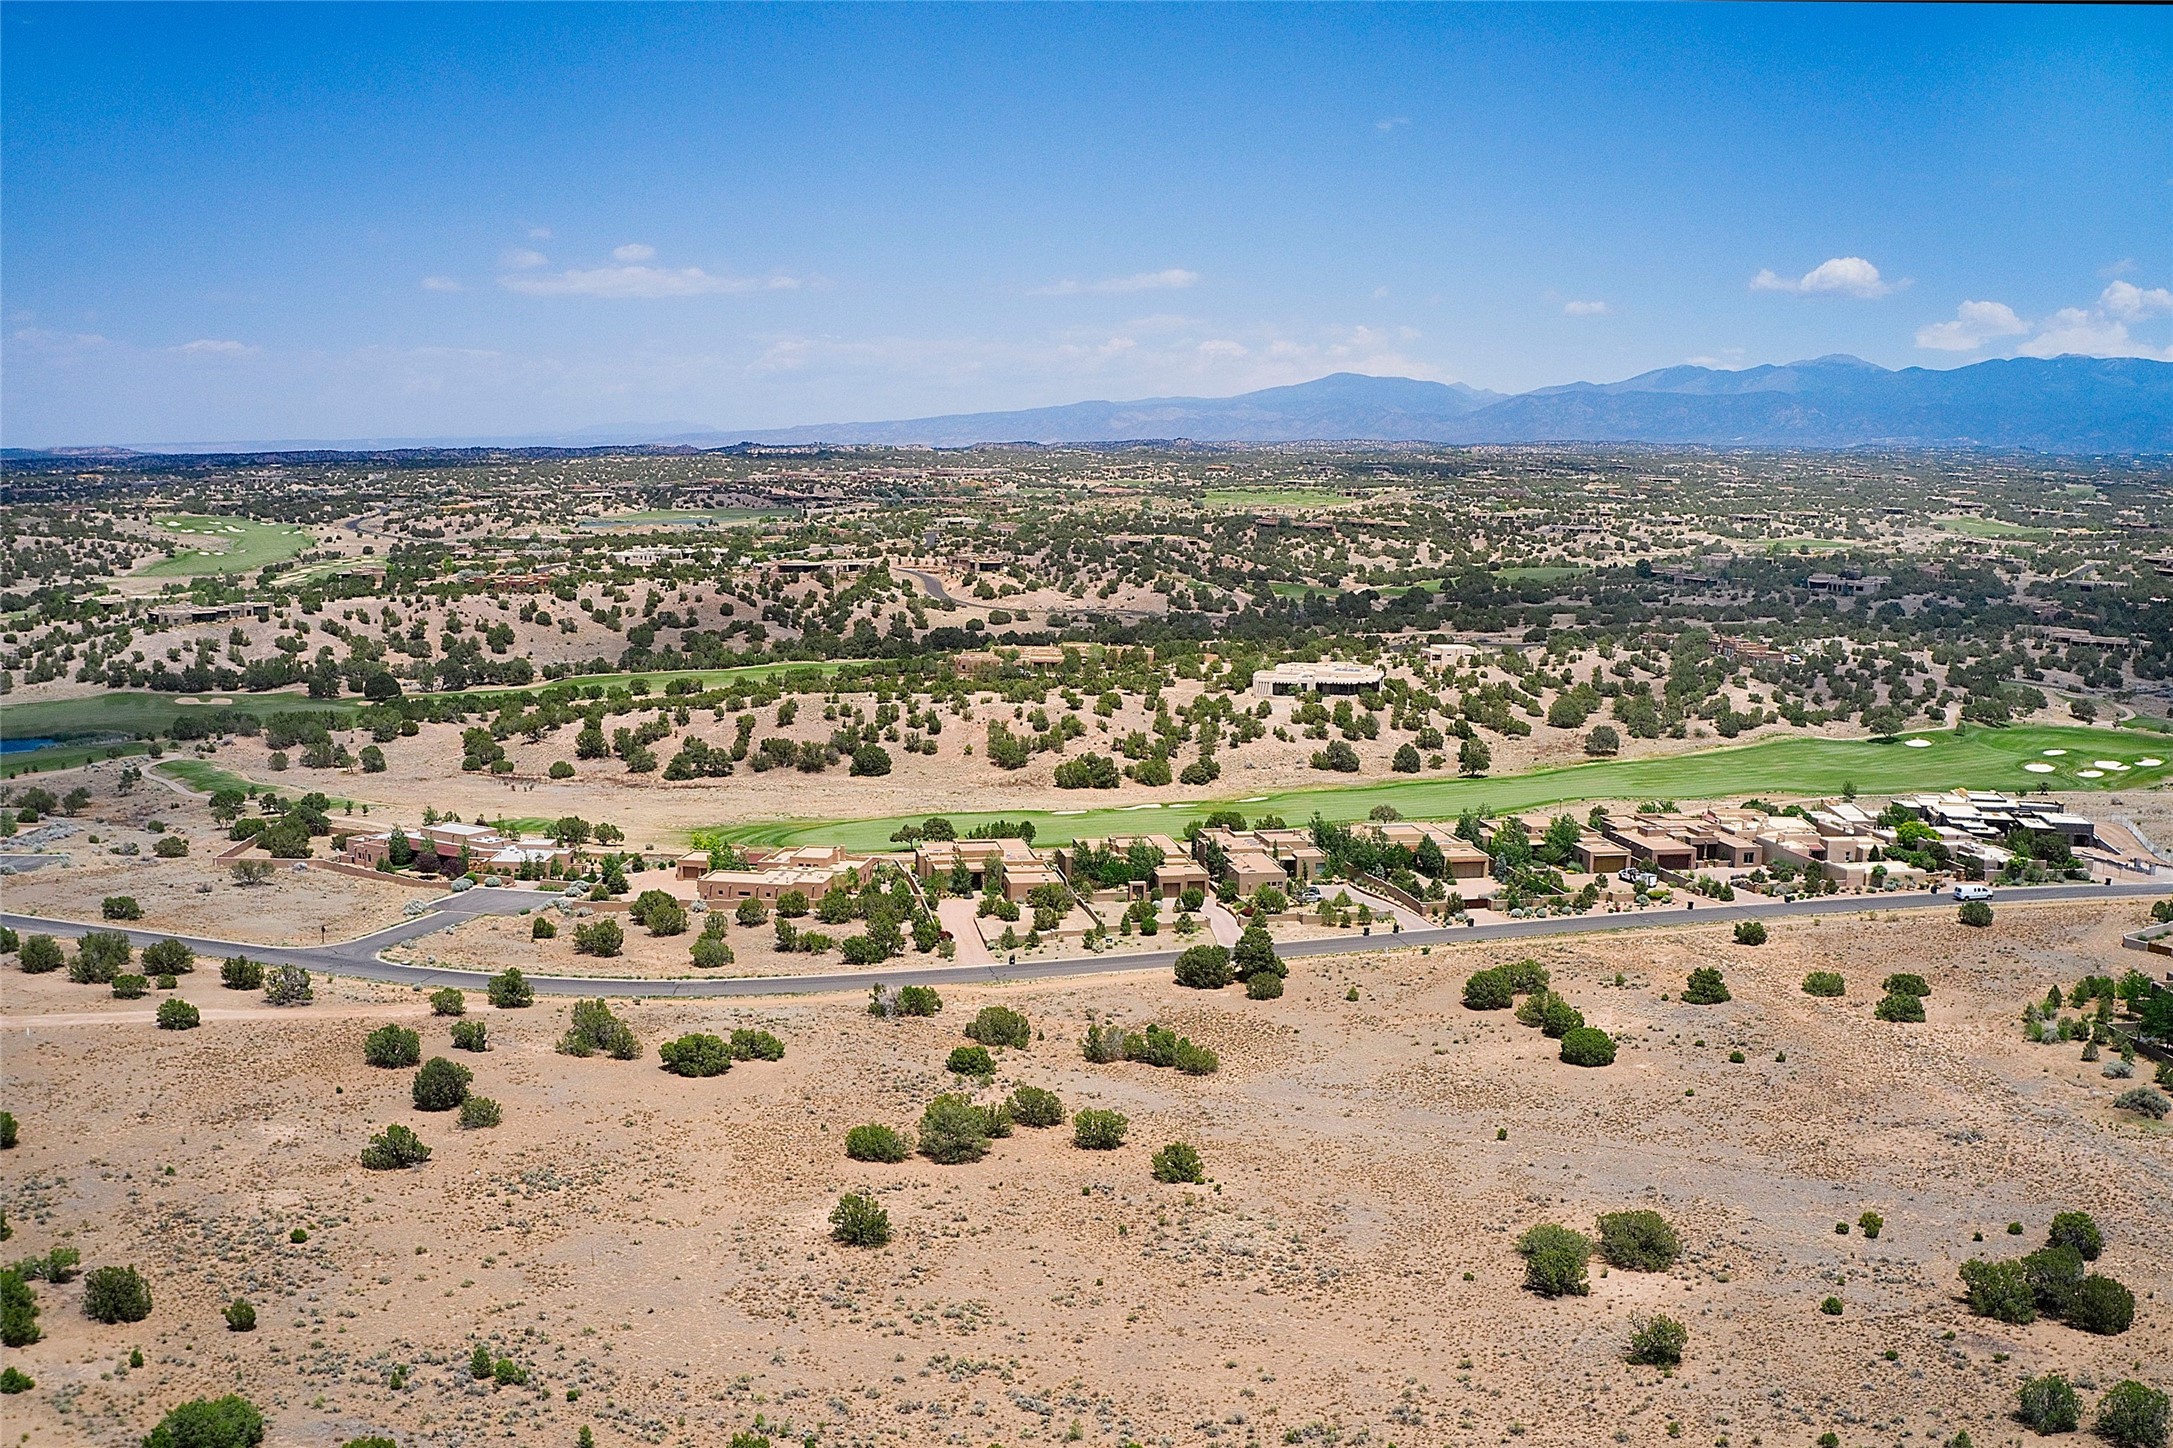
[{"left": 1951, "top": 883, "right": 1993, "bottom": 901}]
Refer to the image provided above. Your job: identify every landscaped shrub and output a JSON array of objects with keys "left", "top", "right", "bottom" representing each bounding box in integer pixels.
[
  {"left": 219, "top": 956, "right": 263, "bottom": 990},
  {"left": 459, "top": 1096, "right": 502, "bottom": 1130},
  {"left": 360, "top": 1123, "right": 431, "bottom": 1170},
  {"left": 411, "top": 1057, "right": 473, "bottom": 1111},
  {"left": 691, "top": 934, "right": 734, "bottom": 968},
  {"left": 487, "top": 967, "right": 533, "bottom": 1008},
  {"left": 965, "top": 1005, "right": 1032, "bottom": 1048},
  {"left": 141, "top": 1395, "right": 265, "bottom": 1448},
  {"left": 71, "top": 930, "right": 132, "bottom": 983},
  {"left": 363, "top": 1024, "right": 422, "bottom": 1068},
  {"left": 1151, "top": 1141, "right": 1205, "bottom": 1184},
  {"left": 1246, "top": 970, "right": 1284, "bottom": 1000},
  {"left": 262, "top": 965, "right": 312, "bottom": 1006},
  {"left": 1006, "top": 1086, "right": 1064, "bottom": 1128},
  {"left": 430, "top": 987, "right": 466, "bottom": 1016},
  {"left": 1874, "top": 991, "right": 1926, "bottom": 1023},
  {"left": 2017, "top": 1373, "right": 2080, "bottom": 1435},
  {"left": 82, "top": 1264, "right": 152, "bottom": 1323},
  {"left": 2114, "top": 1085, "right": 2169, "bottom": 1119},
  {"left": 142, "top": 939, "right": 194, "bottom": 975},
  {"left": 2095, "top": 1380, "right": 2170, "bottom": 1448},
  {"left": 658, "top": 1033, "right": 733, "bottom": 1077},
  {"left": 1517, "top": 1223, "right": 1592, "bottom": 1297},
  {"left": 1596, "top": 1210, "right": 1681, "bottom": 1271},
  {"left": 223, "top": 1297, "right": 256, "bottom": 1332},
  {"left": 1174, "top": 944, "right": 1233, "bottom": 990},
  {"left": 156, "top": 998, "right": 201, "bottom": 1031},
  {"left": 112, "top": 973, "right": 149, "bottom": 1000},
  {"left": 1802, "top": 971, "right": 1846, "bottom": 997},
  {"left": 918, "top": 1093, "right": 993, "bottom": 1164},
  {"left": 450, "top": 1019, "right": 488, "bottom": 1051},
  {"left": 1462, "top": 968, "right": 1515, "bottom": 1010},
  {"left": 572, "top": 917, "right": 624, "bottom": 957},
  {"left": 1732, "top": 920, "right": 1766, "bottom": 946},
  {"left": 18, "top": 935, "right": 63, "bottom": 974},
  {"left": 1959, "top": 1258, "right": 2036, "bottom": 1324},
  {"left": 729, "top": 1027, "right": 785, "bottom": 1061},
  {"left": 1626, "top": 1313, "right": 1687, "bottom": 1367},
  {"left": 947, "top": 1045, "right": 996, "bottom": 1078},
  {"left": 2067, "top": 1273, "right": 2135, "bottom": 1335},
  {"left": 829, "top": 1193, "right": 891, "bottom": 1247},
  {"left": 557, "top": 999, "right": 639, "bottom": 1059},
  {"left": 1682, "top": 968, "right": 1731, "bottom": 1005},
  {"left": 845, "top": 1124, "right": 911, "bottom": 1163},
  {"left": 2047, "top": 1210, "right": 2103, "bottom": 1261},
  {"left": 1959, "top": 900, "right": 1993, "bottom": 927},
  {"left": 1073, "top": 1108, "right": 1128, "bottom": 1150},
  {"left": 1559, "top": 1026, "right": 1616, "bottom": 1067}
]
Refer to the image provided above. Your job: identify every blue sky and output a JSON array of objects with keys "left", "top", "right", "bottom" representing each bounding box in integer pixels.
[{"left": 4, "top": 3, "right": 2168, "bottom": 446}]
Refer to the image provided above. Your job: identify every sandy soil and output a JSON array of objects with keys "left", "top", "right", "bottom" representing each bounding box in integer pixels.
[{"left": 3, "top": 899, "right": 2166, "bottom": 1448}]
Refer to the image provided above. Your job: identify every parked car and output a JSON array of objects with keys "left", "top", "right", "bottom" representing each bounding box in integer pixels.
[{"left": 1951, "top": 882, "right": 1993, "bottom": 901}]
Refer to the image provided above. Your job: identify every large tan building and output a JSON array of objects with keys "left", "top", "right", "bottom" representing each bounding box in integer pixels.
[
  {"left": 693, "top": 845, "right": 877, "bottom": 906},
  {"left": 914, "top": 838, "right": 1061, "bottom": 903}
]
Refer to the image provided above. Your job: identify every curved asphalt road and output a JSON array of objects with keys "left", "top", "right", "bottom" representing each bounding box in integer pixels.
[{"left": 4, "top": 880, "right": 2162, "bottom": 1001}]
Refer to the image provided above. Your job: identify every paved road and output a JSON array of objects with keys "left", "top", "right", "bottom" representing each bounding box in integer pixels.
[{"left": 4, "top": 880, "right": 2162, "bottom": 1001}]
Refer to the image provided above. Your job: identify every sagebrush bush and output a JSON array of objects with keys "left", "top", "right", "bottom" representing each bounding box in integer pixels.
[
  {"left": 1517, "top": 1223, "right": 1592, "bottom": 1297},
  {"left": 1626, "top": 1313, "right": 1687, "bottom": 1367},
  {"left": 261, "top": 964, "right": 312, "bottom": 1006},
  {"left": 155, "top": 998, "right": 200, "bottom": 1031},
  {"left": 1802, "top": 971, "right": 1846, "bottom": 998},
  {"left": 1682, "top": 967, "right": 1731, "bottom": 1005},
  {"left": 1732, "top": 920, "right": 1766, "bottom": 946},
  {"left": 1559, "top": 1026, "right": 1616, "bottom": 1067},
  {"left": 845, "top": 1123, "right": 910, "bottom": 1163},
  {"left": 1005, "top": 1086, "right": 1064, "bottom": 1128},
  {"left": 458, "top": 1096, "right": 502, "bottom": 1130},
  {"left": 363, "top": 1025, "right": 422, "bottom": 1068},
  {"left": 2018, "top": 1373, "right": 2080, "bottom": 1435},
  {"left": 964, "top": 1005, "right": 1031, "bottom": 1048},
  {"left": 659, "top": 1033, "right": 732, "bottom": 1077},
  {"left": 2095, "top": 1380, "right": 2170, "bottom": 1448},
  {"left": 829, "top": 1193, "right": 891, "bottom": 1247},
  {"left": 1073, "top": 1108, "right": 1128, "bottom": 1150},
  {"left": 2114, "top": 1085, "right": 2169, "bottom": 1119},
  {"left": 729, "top": 1027, "right": 785, "bottom": 1062},
  {"left": 430, "top": 987, "right": 466, "bottom": 1016},
  {"left": 1151, "top": 1141, "right": 1205, "bottom": 1184},
  {"left": 1596, "top": 1210, "right": 1680, "bottom": 1271}
]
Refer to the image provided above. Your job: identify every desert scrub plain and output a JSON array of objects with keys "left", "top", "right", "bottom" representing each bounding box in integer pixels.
[{"left": 1, "top": 900, "right": 2167, "bottom": 1448}]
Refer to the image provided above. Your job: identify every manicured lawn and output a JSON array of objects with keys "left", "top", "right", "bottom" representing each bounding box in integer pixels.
[
  {"left": 1937, "top": 517, "right": 2052, "bottom": 541},
  {"left": 0, "top": 691, "right": 355, "bottom": 743},
  {"left": 139, "top": 515, "right": 313, "bottom": 577},
  {"left": 153, "top": 759, "right": 257, "bottom": 794},
  {"left": 708, "top": 723, "right": 2173, "bottom": 851},
  {"left": 1493, "top": 565, "right": 1586, "bottom": 582}
]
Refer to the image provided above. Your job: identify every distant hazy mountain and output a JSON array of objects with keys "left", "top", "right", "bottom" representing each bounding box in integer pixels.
[{"left": 692, "top": 355, "right": 2170, "bottom": 453}]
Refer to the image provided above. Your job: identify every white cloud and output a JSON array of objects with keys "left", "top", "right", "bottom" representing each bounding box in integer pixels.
[
  {"left": 420, "top": 275, "right": 464, "bottom": 293},
  {"left": 1033, "top": 268, "right": 1199, "bottom": 297},
  {"left": 1750, "top": 256, "right": 1893, "bottom": 299},
  {"left": 501, "top": 249, "right": 803, "bottom": 299},
  {"left": 501, "top": 248, "right": 549, "bottom": 270},
  {"left": 1376, "top": 117, "right": 1410, "bottom": 132},
  {"left": 1913, "top": 299, "right": 2028, "bottom": 352},
  {"left": 1562, "top": 299, "right": 1611, "bottom": 317},
  {"left": 174, "top": 339, "right": 258, "bottom": 356},
  {"left": 2101, "top": 279, "right": 2173, "bottom": 323}
]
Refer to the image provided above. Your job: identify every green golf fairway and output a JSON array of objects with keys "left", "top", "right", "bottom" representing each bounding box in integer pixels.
[
  {"left": 139, "top": 515, "right": 313, "bottom": 577},
  {"left": 706, "top": 724, "right": 2170, "bottom": 850}
]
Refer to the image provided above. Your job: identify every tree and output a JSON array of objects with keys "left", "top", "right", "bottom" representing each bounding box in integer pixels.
[
  {"left": 0, "top": 1269, "right": 38, "bottom": 1347},
  {"left": 1583, "top": 724, "right": 1621, "bottom": 757},
  {"left": 1958, "top": 1258, "right": 2035, "bottom": 1324},
  {"left": 946, "top": 1044, "right": 996, "bottom": 1079},
  {"left": 2046, "top": 1210, "right": 2102, "bottom": 1261},
  {"left": 81, "top": 1264, "right": 153, "bottom": 1323},
  {"left": 360, "top": 1123, "right": 431, "bottom": 1170},
  {"left": 262, "top": 965, "right": 312, "bottom": 1006},
  {"left": 230, "top": 859, "right": 276, "bottom": 886},
  {"left": 71, "top": 930, "right": 133, "bottom": 983},
  {"left": 829, "top": 1193, "right": 891, "bottom": 1247},
  {"left": 363, "top": 1025, "right": 422, "bottom": 1068},
  {"left": 451, "top": 1019, "right": 487, "bottom": 1051},
  {"left": 1862, "top": 704, "right": 1909, "bottom": 741},
  {"left": 558, "top": 1000, "right": 639, "bottom": 1059},
  {"left": 850, "top": 744, "right": 892, "bottom": 777},
  {"left": 1462, "top": 968, "right": 1515, "bottom": 1010},
  {"left": 2068, "top": 1273, "right": 2135, "bottom": 1335},
  {"left": 2095, "top": 1381, "right": 2170, "bottom": 1448},
  {"left": 411, "top": 1057, "right": 473, "bottom": 1111},
  {"left": 156, "top": 998, "right": 201, "bottom": 1031},
  {"left": 487, "top": 967, "right": 532, "bottom": 1008},
  {"left": 141, "top": 1395, "right": 266, "bottom": 1448},
  {"left": 1802, "top": 971, "right": 1845, "bottom": 998},
  {"left": 2017, "top": 1374, "right": 2080, "bottom": 1435},
  {"left": 1309, "top": 740, "right": 1360, "bottom": 773},
  {"left": 1559, "top": 1027, "right": 1616, "bottom": 1067},
  {"left": 1597, "top": 1210, "right": 1681, "bottom": 1271},
  {"left": 659, "top": 1033, "right": 733, "bottom": 1078},
  {"left": 1517, "top": 1223, "right": 1592, "bottom": 1297},
  {"left": 430, "top": 987, "right": 466, "bottom": 1017},
  {"left": 223, "top": 1298, "right": 256, "bottom": 1332},
  {"left": 1873, "top": 991, "right": 1926, "bottom": 1023},
  {"left": 1234, "top": 918, "right": 1282, "bottom": 980},
  {"left": 735, "top": 895, "right": 769, "bottom": 927},
  {"left": 1005, "top": 1086, "right": 1064, "bottom": 1128},
  {"left": 919, "top": 1093, "right": 993, "bottom": 1164},
  {"left": 1458, "top": 735, "right": 1492, "bottom": 776},
  {"left": 19, "top": 934, "right": 63, "bottom": 974},
  {"left": 1073, "top": 1108, "right": 1128, "bottom": 1150},
  {"left": 1247, "top": 970, "right": 1284, "bottom": 999},
  {"left": 1626, "top": 1314, "right": 1687, "bottom": 1367},
  {"left": 1174, "top": 944, "right": 1233, "bottom": 990},
  {"left": 573, "top": 917, "right": 625, "bottom": 957},
  {"left": 965, "top": 1005, "right": 1032, "bottom": 1048},
  {"left": 1682, "top": 967, "right": 1731, "bottom": 1005},
  {"left": 1882, "top": 972, "right": 1931, "bottom": 998},
  {"left": 1151, "top": 1141, "right": 1205, "bottom": 1184},
  {"left": 102, "top": 895, "right": 143, "bottom": 920},
  {"left": 1391, "top": 742, "right": 1422, "bottom": 773},
  {"left": 845, "top": 1124, "right": 911, "bottom": 1162}
]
